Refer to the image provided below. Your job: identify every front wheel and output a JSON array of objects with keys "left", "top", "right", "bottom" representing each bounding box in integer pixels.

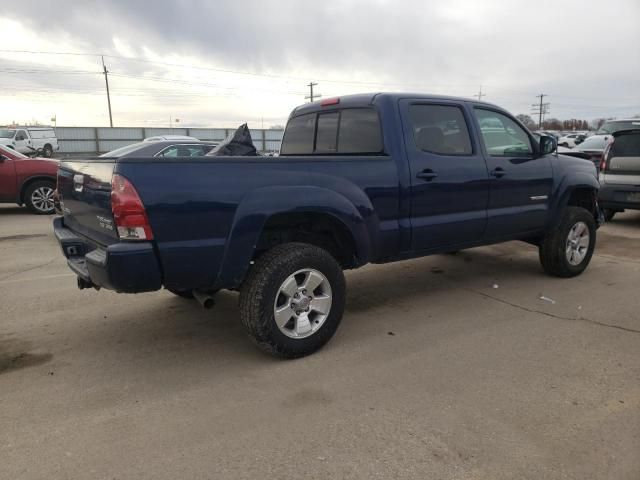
[
  {"left": 239, "top": 242, "right": 346, "bottom": 358},
  {"left": 539, "top": 206, "right": 596, "bottom": 277},
  {"left": 24, "top": 180, "right": 56, "bottom": 214}
]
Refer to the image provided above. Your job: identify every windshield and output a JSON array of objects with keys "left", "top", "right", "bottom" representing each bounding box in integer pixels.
[
  {"left": 0, "top": 129, "right": 15, "bottom": 139},
  {"left": 597, "top": 120, "right": 640, "bottom": 134},
  {"left": 0, "top": 144, "right": 27, "bottom": 158},
  {"left": 578, "top": 136, "right": 606, "bottom": 150},
  {"left": 100, "top": 142, "right": 145, "bottom": 157}
]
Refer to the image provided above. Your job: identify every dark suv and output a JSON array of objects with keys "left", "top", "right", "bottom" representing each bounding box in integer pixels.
[{"left": 598, "top": 129, "right": 640, "bottom": 221}]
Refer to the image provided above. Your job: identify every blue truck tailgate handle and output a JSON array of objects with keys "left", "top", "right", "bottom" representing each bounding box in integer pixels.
[
  {"left": 490, "top": 167, "right": 506, "bottom": 178},
  {"left": 416, "top": 169, "right": 438, "bottom": 181}
]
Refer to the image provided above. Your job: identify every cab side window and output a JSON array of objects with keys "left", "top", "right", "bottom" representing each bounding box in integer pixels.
[
  {"left": 408, "top": 105, "right": 473, "bottom": 155},
  {"left": 474, "top": 109, "right": 532, "bottom": 157}
]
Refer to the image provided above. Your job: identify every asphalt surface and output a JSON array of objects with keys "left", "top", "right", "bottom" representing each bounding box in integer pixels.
[{"left": 1, "top": 205, "right": 639, "bottom": 480}]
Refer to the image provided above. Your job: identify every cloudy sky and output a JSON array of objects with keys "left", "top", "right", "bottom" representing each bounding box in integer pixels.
[{"left": 0, "top": 0, "right": 638, "bottom": 128}]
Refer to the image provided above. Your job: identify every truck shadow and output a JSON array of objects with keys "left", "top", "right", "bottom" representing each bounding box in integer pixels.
[{"left": 58, "top": 244, "right": 544, "bottom": 371}]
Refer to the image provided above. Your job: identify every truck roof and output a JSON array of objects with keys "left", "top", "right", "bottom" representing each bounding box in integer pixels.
[{"left": 291, "top": 92, "right": 500, "bottom": 117}]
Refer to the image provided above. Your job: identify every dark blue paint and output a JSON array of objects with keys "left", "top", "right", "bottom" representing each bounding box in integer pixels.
[{"left": 54, "top": 93, "right": 599, "bottom": 294}]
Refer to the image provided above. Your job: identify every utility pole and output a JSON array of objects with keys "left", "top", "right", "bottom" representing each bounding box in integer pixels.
[
  {"left": 305, "top": 82, "right": 321, "bottom": 103},
  {"left": 531, "top": 94, "right": 549, "bottom": 129},
  {"left": 476, "top": 85, "right": 485, "bottom": 101},
  {"left": 102, "top": 56, "right": 113, "bottom": 127}
]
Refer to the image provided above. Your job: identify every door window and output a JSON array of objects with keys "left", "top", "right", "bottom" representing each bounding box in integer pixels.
[
  {"left": 474, "top": 109, "right": 532, "bottom": 157},
  {"left": 408, "top": 105, "right": 472, "bottom": 155},
  {"left": 15, "top": 130, "right": 28, "bottom": 141}
]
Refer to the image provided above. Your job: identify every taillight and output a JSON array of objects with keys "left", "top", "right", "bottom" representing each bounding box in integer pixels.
[
  {"left": 111, "top": 174, "right": 153, "bottom": 241},
  {"left": 600, "top": 138, "right": 614, "bottom": 171}
]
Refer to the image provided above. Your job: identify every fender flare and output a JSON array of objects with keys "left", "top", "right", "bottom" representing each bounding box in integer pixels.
[
  {"left": 547, "top": 172, "right": 599, "bottom": 228},
  {"left": 216, "top": 185, "right": 377, "bottom": 287}
]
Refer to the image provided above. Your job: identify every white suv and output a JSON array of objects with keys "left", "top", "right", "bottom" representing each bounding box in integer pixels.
[{"left": 0, "top": 127, "right": 59, "bottom": 157}]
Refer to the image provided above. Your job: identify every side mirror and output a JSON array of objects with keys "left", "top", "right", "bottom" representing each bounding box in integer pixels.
[
  {"left": 0, "top": 154, "right": 6, "bottom": 162},
  {"left": 539, "top": 135, "right": 557, "bottom": 156}
]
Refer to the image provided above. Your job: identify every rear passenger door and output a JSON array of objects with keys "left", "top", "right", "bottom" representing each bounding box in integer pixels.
[
  {"left": 400, "top": 100, "right": 490, "bottom": 250},
  {"left": 472, "top": 108, "right": 553, "bottom": 239}
]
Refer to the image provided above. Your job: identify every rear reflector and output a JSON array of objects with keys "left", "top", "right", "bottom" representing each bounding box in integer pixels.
[
  {"left": 111, "top": 174, "right": 154, "bottom": 241},
  {"left": 321, "top": 97, "right": 340, "bottom": 106}
]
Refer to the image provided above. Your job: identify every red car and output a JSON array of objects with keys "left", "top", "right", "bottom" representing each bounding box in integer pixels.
[{"left": 0, "top": 144, "right": 58, "bottom": 214}]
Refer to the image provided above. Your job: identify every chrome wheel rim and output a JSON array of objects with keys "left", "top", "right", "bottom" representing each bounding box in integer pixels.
[
  {"left": 31, "top": 186, "right": 54, "bottom": 213},
  {"left": 566, "top": 221, "right": 590, "bottom": 266},
  {"left": 273, "top": 268, "right": 332, "bottom": 339}
]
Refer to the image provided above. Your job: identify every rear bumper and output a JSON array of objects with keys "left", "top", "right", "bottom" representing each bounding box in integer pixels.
[
  {"left": 53, "top": 216, "right": 162, "bottom": 293},
  {"left": 598, "top": 183, "right": 640, "bottom": 211}
]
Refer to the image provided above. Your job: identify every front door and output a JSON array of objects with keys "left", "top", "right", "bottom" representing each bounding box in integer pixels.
[
  {"left": 14, "top": 130, "right": 29, "bottom": 153},
  {"left": 472, "top": 107, "right": 553, "bottom": 239},
  {"left": 400, "top": 100, "right": 490, "bottom": 251}
]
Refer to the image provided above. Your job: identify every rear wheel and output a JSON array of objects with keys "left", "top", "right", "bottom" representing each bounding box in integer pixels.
[
  {"left": 42, "top": 144, "right": 53, "bottom": 158},
  {"left": 539, "top": 206, "right": 596, "bottom": 277},
  {"left": 239, "top": 242, "right": 346, "bottom": 358},
  {"left": 24, "top": 180, "right": 55, "bottom": 214}
]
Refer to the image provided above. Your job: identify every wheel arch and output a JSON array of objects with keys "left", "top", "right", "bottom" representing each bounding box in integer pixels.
[
  {"left": 548, "top": 174, "right": 600, "bottom": 229},
  {"left": 20, "top": 175, "right": 56, "bottom": 203},
  {"left": 216, "top": 185, "right": 375, "bottom": 288}
]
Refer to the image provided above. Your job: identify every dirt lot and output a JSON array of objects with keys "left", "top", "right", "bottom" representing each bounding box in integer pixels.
[{"left": 1, "top": 204, "right": 639, "bottom": 480}]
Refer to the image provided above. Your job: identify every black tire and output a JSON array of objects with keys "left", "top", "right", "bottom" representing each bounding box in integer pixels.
[
  {"left": 539, "top": 206, "right": 596, "bottom": 278},
  {"left": 239, "top": 242, "right": 346, "bottom": 358},
  {"left": 43, "top": 144, "right": 53, "bottom": 158},
  {"left": 603, "top": 209, "right": 617, "bottom": 222},
  {"left": 24, "top": 180, "right": 55, "bottom": 214},
  {"left": 167, "top": 289, "right": 195, "bottom": 299}
]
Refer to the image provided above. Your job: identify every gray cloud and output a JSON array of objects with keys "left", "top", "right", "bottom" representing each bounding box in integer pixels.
[{"left": 2, "top": 0, "right": 640, "bottom": 122}]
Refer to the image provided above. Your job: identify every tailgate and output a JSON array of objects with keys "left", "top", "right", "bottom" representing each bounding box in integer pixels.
[{"left": 57, "top": 159, "right": 119, "bottom": 245}]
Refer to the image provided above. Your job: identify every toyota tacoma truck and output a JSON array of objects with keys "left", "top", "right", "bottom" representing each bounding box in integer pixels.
[{"left": 54, "top": 93, "right": 601, "bottom": 358}]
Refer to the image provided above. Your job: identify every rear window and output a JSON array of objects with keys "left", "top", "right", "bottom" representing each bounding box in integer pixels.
[
  {"left": 280, "top": 108, "right": 383, "bottom": 155},
  {"left": 611, "top": 133, "right": 640, "bottom": 157},
  {"left": 597, "top": 120, "right": 640, "bottom": 134}
]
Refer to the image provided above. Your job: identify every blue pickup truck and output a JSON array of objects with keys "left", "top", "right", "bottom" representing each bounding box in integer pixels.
[{"left": 54, "top": 93, "right": 601, "bottom": 358}]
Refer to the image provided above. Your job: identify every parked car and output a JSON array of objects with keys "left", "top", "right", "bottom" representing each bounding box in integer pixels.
[
  {"left": 54, "top": 93, "right": 600, "bottom": 358},
  {"left": 0, "top": 144, "right": 58, "bottom": 214},
  {"left": 598, "top": 129, "right": 640, "bottom": 221},
  {"left": 0, "top": 127, "right": 59, "bottom": 158},
  {"left": 574, "top": 135, "right": 609, "bottom": 168},
  {"left": 101, "top": 140, "right": 218, "bottom": 158},
  {"left": 596, "top": 119, "right": 640, "bottom": 136},
  {"left": 558, "top": 133, "right": 586, "bottom": 148},
  {"left": 143, "top": 135, "right": 199, "bottom": 142}
]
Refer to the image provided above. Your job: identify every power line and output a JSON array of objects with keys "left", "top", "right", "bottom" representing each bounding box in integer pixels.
[
  {"left": 305, "top": 82, "right": 320, "bottom": 103},
  {"left": 531, "top": 94, "right": 550, "bottom": 129}
]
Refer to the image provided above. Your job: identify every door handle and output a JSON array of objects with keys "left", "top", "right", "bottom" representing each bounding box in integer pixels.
[
  {"left": 416, "top": 169, "right": 438, "bottom": 181},
  {"left": 490, "top": 167, "right": 506, "bottom": 178}
]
